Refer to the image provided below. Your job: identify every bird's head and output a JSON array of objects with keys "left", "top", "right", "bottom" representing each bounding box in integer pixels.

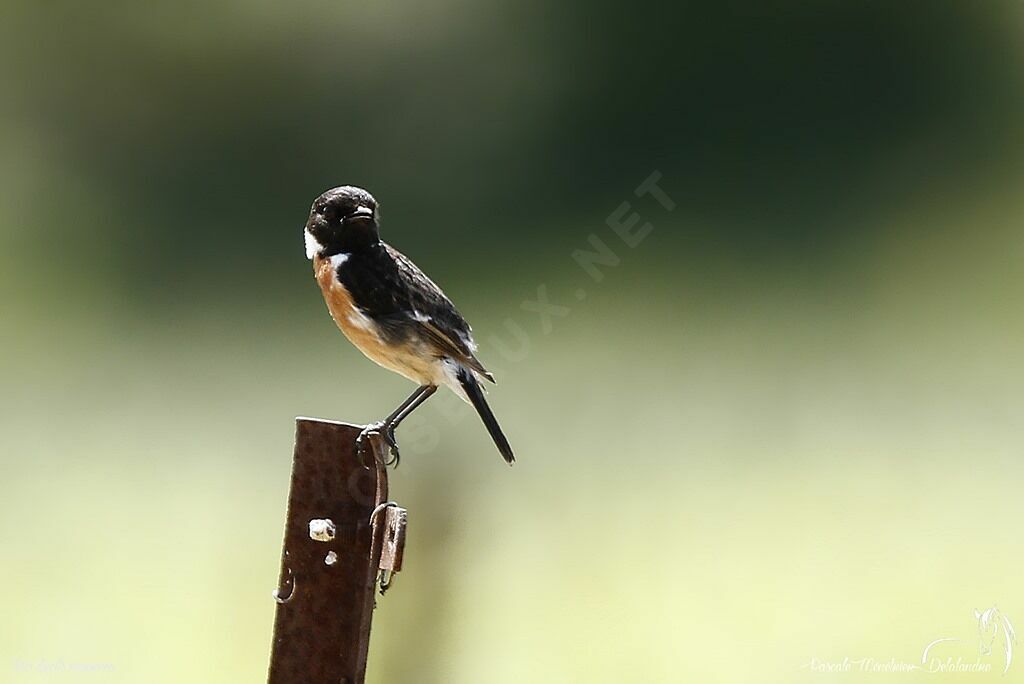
[{"left": 304, "top": 185, "right": 380, "bottom": 259}]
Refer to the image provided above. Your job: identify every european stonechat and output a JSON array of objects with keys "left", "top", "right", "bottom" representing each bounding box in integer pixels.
[{"left": 303, "top": 186, "right": 514, "bottom": 465}]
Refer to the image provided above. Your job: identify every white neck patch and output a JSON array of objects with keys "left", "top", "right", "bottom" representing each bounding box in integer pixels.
[{"left": 304, "top": 228, "right": 324, "bottom": 260}]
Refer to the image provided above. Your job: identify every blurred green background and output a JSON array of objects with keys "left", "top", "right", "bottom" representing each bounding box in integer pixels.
[{"left": 3, "top": 1, "right": 1024, "bottom": 682}]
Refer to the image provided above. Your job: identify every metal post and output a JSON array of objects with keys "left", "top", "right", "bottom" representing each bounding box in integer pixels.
[{"left": 267, "top": 418, "right": 390, "bottom": 684}]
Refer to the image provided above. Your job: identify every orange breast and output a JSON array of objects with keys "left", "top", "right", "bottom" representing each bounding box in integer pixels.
[{"left": 314, "top": 256, "right": 437, "bottom": 385}]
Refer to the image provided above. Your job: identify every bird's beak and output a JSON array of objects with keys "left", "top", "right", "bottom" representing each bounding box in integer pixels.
[{"left": 344, "top": 206, "right": 375, "bottom": 224}]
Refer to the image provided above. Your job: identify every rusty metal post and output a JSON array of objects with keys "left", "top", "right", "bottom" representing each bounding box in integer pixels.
[{"left": 267, "top": 418, "right": 389, "bottom": 684}]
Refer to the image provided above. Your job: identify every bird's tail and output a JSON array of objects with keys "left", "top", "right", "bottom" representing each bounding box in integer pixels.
[{"left": 456, "top": 366, "right": 514, "bottom": 464}]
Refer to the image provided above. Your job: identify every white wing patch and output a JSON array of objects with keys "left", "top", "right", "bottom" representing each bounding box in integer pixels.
[
  {"left": 329, "top": 253, "right": 350, "bottom": 268},
  {"left": 304, "top": 228, "right": 323, "bottom": 260},
  {"left": 459, "top": 331, "right": 478, "bottom": 352},
  {"left": 412, "top": 310, "right": 431, "bottom": 323}
]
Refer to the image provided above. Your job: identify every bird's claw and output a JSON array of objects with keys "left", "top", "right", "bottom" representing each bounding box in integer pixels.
[
  {"left": 356, "top": 421, "right": 401, "bottom": 468},
  {"left": 382, "top": 425, "right": 400, "bottom": 467},
  {"left": 356, "top": 421, "right": 383, "bottom": 462}
]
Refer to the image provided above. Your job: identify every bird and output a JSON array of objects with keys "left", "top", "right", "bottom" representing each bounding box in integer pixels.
[{"left": 303, "top": 185, "right": 514, "bottom": 466}]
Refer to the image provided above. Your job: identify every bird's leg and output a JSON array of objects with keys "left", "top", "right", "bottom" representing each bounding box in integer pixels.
[
  {"left": 379, "top": 385, "right": 437, "bottom": 466},
  {"left": 357, "top": 385, "right": 437, "bottom": 467}
]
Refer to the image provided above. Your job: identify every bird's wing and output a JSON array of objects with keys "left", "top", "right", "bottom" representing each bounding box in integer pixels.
[
  {"left": 417, "top": 319, "right": 495, "bottom": 382},
  {"left": 384, "top": 244, "right": 496, "bottom": 382}
]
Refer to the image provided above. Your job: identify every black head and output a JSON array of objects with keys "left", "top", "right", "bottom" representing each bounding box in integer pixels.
[{"left": 304, "top": 186, "right": 380, "bottom": 258}]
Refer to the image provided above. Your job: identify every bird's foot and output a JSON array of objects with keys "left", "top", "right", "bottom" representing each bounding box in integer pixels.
[
  {"left": 356, "top": 421, "right": 383, "bottom": 463},
  {"left": 381, "top": 423, "right": 400, "bottom": 467},
  {"left": 356, "top": 421, "right": 401, "bottom": 468}
]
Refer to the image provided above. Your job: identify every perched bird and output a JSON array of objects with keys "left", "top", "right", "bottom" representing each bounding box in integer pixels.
[{"left": 303, "top": 185, "right": 514, "bottom": 465}]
